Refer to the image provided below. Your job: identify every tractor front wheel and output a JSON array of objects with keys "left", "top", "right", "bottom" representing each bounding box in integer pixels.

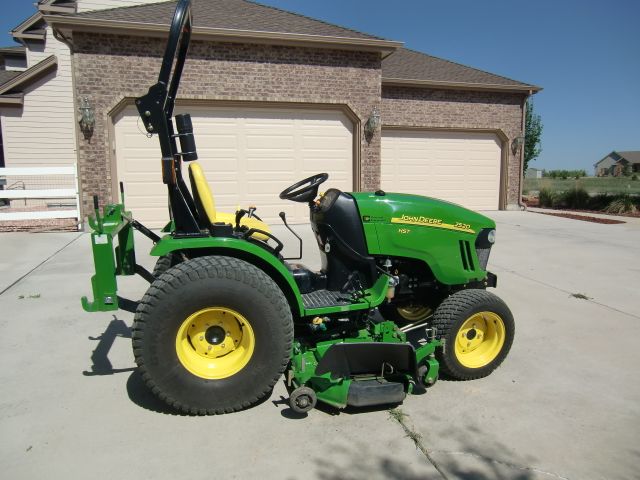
[
  {"left": 151, "top": 252, "right": 181, "bottom": 278},
  {"left": 432, "top": 289, "right": 514, "bottom": 380},
  {"left": 132, "top": 255, "right": 293, "bottom": 414}
]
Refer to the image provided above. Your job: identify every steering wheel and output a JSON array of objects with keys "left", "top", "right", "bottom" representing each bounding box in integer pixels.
[{"left": 279, "top": 173, "right": 329, "bottom": 203}]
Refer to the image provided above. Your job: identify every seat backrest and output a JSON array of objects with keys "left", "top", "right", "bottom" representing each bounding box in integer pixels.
[{"left": 188, "top": 162, "right": 217, "bottom": 223}]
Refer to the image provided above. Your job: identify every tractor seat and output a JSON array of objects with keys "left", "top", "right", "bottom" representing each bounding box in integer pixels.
[{"left": 188, "top": 162, "right": 270, "bottom": 241}]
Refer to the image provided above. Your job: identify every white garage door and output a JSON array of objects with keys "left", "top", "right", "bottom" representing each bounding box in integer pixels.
[
  {"left": 381, "top": 130, "right": 502, "bottom": 210},
  {"left": 113, "top": 105, "right": 353, "bottom": 226}
]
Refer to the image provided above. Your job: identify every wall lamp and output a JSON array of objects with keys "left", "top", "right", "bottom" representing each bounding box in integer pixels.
[
  {"left": 364, "top": 107, "right": 380, "bottom": 143},
  {"left": 511, "top": 135, "right": 524, "bottom": 155},
  {"left": 78, "top": 96, "right": 95, "bottom": 140}
]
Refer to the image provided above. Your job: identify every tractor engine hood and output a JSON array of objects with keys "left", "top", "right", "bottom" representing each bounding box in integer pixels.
[
  {"left": 350, "top": 191, "right": 496, "bottom": 285},
  {"left": 350, "top": 192, "right": 496, "bottom": 233}
]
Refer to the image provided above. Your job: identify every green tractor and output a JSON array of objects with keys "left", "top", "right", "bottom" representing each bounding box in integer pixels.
[{"left": 82, "top": 0, "right": 514, "bottom": 415}]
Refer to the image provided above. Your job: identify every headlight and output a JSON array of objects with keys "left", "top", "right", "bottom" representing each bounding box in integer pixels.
[{"left": 475, "top": 228, "right": 496, "bottom": 248}]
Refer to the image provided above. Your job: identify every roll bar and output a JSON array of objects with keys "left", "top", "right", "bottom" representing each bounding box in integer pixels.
[{"left": 134, "top": 0, "right": 201, "bottom": 234}]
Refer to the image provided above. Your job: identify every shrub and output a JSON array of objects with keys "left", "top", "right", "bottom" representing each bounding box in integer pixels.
[
  {"left": 632, "top": 174, "right": 638, "bottom": 181},
  {"left": 561, "top": 187, "right": 590, "bottom": 209},
  {"left": 588, "top": 193, "right": 613, "bottom": 211},
  {"left": 538, "top": 188, "right": 555, "bottom": 208},
  {"left": 605, "top": 195, "right": 637, "bottom": 215}
]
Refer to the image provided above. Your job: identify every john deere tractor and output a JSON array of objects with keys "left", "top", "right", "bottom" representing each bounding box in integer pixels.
[{"left": 82, "top": 0, "right": 514, "bottom": 415}]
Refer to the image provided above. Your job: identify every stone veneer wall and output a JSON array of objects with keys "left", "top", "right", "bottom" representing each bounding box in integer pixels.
[
  {"left": 381, "top": 86, "right": 526, "bottom": 206},
  {"left": 72, "top": 32, "right": 382, "bottom": 216}
]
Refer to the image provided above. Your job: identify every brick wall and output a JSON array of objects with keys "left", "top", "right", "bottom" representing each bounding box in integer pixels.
[
  {"left": 72, "top": 31, "right": 526, "bottom": 215},
  {"left": 72, "top": 32, "right": 382, "bottom": 215},
  {"left": 381, "top": 86, "right": 526, "bottom": 206}
]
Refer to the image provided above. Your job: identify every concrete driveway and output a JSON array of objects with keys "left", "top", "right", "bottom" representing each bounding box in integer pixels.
[{"left": 1, "top": 211, "right": 638, "bottom": 480}]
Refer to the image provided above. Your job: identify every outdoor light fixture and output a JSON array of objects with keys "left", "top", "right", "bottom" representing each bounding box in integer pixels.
[
  {"left": 364, "top": 107, "right": 381, "bottom": 143},
  {"left": 511, "top": 135, "right": 524, "bottom": 155},
  {"left": 78, "top": 96, "right": 95, "bottom": 140}
]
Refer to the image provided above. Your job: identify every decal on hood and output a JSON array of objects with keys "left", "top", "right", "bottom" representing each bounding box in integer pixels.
[{"left": 391, "top": 215, "right": 475, "bottom": 234}]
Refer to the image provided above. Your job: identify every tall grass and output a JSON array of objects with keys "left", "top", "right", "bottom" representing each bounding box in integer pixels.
[
  {"left": 605, "top": 195, "right": 638, "bottom": 214},
  {"left": 524, "top": 177, "right": 640, "bottom": 195}
]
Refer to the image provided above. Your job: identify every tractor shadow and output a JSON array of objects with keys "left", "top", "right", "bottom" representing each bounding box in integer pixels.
[
  {"left": 82, "top": 315, "right": 135, "bottom": 377},
  {"left": 83, "top": 316, "right": 278, "bottom": 415},
  {"left": 81, "top": 315, "right": 174, "bottom": 414}
]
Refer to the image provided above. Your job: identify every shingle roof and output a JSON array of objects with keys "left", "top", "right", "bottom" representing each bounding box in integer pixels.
[
  {"left": 0, "top": 55, "right": 57, "bottom": 95},
  {"left": 0, "top": 45, "right": 26, "bottom": 55},
  {"left": 383, "top": 48, "right": 540, "bottom": 92},
  {"left": 0, "top": 70, "right": 22, "bottom": 89},
  {"left": 71, "top": 0, "right": 385, "bottom": 41},
  {"left": 618, "top": 151, "right": 640, "bottom": 164}
]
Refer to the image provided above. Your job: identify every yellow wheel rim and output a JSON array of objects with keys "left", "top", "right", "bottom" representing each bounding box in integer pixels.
[
  {"left": 454, "top": 311, "right": 505, "bottom": 368},
  {"left": 397, "top": 304, "right": 432, "bottom": 322},
  {"left": 175, "top": 307, "right": 255, "bottom": 379}
]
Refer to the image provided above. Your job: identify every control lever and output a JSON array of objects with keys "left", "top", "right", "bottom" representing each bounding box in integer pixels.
[
  {"left": 279, "top": 211, "right": 303, "bottom": 260},
  {"left": 235, "top": 207, "right": 264, "bottom": 230}
]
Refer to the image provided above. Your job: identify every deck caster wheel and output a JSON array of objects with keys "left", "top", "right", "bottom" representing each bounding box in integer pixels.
[
  {"left": 289, "top": 386, "right": 317, "bottom": 414},
  {"left": 417, "top": 364, "right": 437, "bottom": 388}
]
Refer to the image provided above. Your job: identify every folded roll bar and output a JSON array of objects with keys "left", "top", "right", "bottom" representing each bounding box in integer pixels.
[{"left": 133, "top": 0, "right": 203, "bottom": 235}]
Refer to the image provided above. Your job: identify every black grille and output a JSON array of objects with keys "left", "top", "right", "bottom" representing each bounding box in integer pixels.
[{"left": 476, "top": 247, "right": 491, "bottom": 270}]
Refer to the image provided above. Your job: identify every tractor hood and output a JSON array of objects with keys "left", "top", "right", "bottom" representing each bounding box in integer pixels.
[{"left": 350, "top": 192, "right": 496, "bottom": 234}]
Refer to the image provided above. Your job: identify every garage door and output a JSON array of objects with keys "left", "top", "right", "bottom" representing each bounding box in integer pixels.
[
  {"left": 113, "top": 105, "right": 353, "bottom": 226},
  {"left": 381, "top": 130, "right": 502, "bottom": 210}
]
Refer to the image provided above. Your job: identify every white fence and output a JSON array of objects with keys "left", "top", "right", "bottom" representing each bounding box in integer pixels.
[{"left": 0, "top": 165, "right": 80, "bottom": 228}]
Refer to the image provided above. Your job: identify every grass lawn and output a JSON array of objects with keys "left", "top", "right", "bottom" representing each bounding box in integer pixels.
[{"left": 524, "top": 177, "right": 640, "bottom": 195}]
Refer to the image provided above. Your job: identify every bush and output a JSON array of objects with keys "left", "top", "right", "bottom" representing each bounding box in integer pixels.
[
  {"left": 588, "top": 193, "right": 613, "bottom": 211},
  {"left": 605, "top": 195, "right": 637, "bottom": 215},
  {"left": 561, "top": 187, "right": 590, "bottom": 209},
  {"left": 632, "top": 174, "right": 638, "bottom": 181},
  {"left": 538, "top": 188, "right": 555, "bottom": 208},
  {"left": 543, "top": 169, "right": 587, "bottom": 179}
]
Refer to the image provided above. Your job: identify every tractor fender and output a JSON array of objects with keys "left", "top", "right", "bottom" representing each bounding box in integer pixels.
[{"left": 150, "top": 236, "right": 304, "bottom": 317}]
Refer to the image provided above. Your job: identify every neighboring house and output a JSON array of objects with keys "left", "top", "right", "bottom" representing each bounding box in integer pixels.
[
  {"left": 594, "top": 151, "right": 640, "bottom": 176},
  {"left": 525, "top": 168, "right": 542, "bottom": 179},
  {"left": 0, "top": 0, "right": 541, "bottom": 227}
]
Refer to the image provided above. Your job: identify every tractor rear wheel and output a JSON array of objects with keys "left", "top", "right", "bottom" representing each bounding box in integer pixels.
[
  {"left": 432, "top": 289, "right": 514, "bottom": 380},
  {"left": 132, "top": 255, "right": 293, "bottom": 414}
]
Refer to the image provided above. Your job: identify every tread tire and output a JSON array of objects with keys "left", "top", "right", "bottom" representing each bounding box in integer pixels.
[
  {"left": 132, "top": 255, "right": 293, "bottom": 415},
  {"left": 151, "top": 252, "right": 181, "bottom": 278},
  {"left": 432, "top": 289, "right": 514, "bottom": 380}
]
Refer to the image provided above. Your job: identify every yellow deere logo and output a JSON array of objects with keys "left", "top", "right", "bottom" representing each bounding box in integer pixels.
[{"left": 391, "top": 215, "right": 475, "bottom": 234}]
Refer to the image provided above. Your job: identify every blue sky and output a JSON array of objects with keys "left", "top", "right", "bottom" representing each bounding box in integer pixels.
[{"left": 2, "top": 0, "right": 638, "bottom": 172}]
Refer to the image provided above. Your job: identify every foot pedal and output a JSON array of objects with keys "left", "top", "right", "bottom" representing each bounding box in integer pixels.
[{"left": 347, "top": 379, "right": 405, "bottom": 407}]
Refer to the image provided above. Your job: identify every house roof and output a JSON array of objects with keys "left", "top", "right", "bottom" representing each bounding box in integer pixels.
[
  {"left": 40, "top": 1, "right": 540, "bottom": 93},
  {"left": 617, "top": 151, "right": 640, "bottom": 164},
  {"left": 44, "top": 0, "right": 401, "bottom": 54},
  {"left": 382, "top": 48, "right": 541, "bottom": 93},
  {"left": 72, "top": 0, "right": 383, "bottom": 40},
  {"left": 0, "top": 55, "right": 57, "bottom": 96},
  {"left": 0, "top": 45, "right": 27, "bottom": 56},
  {"left": 595, "top": 151, "right": 640, "bottom": 167},
  {"left": 11, "top": 12, "right": 47, "bottom": 41},
  {"left": 0, "top": 70, "right": 22, "bottom": 88}
]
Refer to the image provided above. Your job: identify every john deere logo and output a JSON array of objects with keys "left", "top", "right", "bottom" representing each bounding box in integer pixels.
[{"left": 362, "top": 216, "right": 371, "bottom": 222}]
